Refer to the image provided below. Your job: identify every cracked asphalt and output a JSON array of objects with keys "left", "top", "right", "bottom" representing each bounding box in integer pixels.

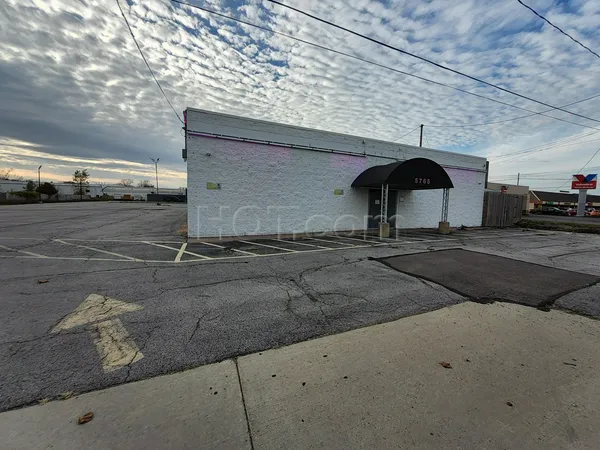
[{"left": 1, "top": 203, "right": 599, "bottom": 412}]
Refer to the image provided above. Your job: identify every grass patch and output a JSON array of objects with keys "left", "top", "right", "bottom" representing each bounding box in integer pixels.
[
  {"left": 517, "top": 218, "right": 600, "bottom": 234},
  {"left": 178, "top": 222, "right": 188, "bottom": 237}
]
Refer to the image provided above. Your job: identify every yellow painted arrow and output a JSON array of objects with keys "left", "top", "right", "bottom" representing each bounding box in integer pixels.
[{"left": 52, "top": 294, "right": 144, "bottom": 373}]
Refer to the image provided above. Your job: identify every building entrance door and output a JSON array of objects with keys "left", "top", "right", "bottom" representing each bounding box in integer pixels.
[{"left": 368, "top": 189, "right": 397, "bottom": 229}]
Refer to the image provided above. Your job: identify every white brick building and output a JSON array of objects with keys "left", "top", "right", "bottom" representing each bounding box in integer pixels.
[{"left": 184, "top": 109, "right": 487, "bottom": 238}]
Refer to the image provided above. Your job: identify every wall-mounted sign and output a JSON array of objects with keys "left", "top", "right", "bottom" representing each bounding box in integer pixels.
[
  {"left": 572, "top": 174, "right": 597, "bottom": 190},
  {"left": 206, "top": 182, "right": 221, "bottom": 190},
  {"left": 333, "top": 189, "right": 344, "bottom": 195}
]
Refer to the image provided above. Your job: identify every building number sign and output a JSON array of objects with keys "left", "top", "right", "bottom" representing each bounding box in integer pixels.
[{"left": 414, "top": 178, "right": 431, "bottom": 185}]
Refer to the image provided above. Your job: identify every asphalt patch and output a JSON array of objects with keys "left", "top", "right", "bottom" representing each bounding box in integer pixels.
[{"left": 379, "top": 249, "right": 599, "bottom": 307}]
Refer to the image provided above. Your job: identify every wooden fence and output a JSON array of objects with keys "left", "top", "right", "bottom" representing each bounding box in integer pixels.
[{"left": 482, "top": 191, "right": 524, "bottom": 227}]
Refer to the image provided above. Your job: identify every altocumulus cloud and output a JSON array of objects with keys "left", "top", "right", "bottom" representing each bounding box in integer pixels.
[{"left": 1, "top": 0, "right": 600, "bottom": 190}]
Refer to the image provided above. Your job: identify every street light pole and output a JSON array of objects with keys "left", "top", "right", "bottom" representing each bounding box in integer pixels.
[
  {"left": 38, "top": 165, "right": 42, "bottom": 203},
  {"left": 150, "top": 157, "right": 160, "bottom": 198}
]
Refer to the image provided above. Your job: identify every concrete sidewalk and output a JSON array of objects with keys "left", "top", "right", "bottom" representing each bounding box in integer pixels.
[{"left": 2, "top": 302, "right": 600, "bottom": 449}]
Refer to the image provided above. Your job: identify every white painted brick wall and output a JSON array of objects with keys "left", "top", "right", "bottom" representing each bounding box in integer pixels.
[
  {"left": 186, "top": 109, "right": 486, "bottom": 238},
  {"left": 394, "top": 168, "right": 486, "bottom": 228}
]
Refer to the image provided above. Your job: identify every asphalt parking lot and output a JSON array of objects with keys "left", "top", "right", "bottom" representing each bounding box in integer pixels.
[
  {"left": 1, "top": 202, "right": 599, "bottom": 413},
  {"left": 0, "top": 226, "right": 532, "bottom": 263},
  {"left": 0, "top": 202, "right": 557, "bottom": 263}
]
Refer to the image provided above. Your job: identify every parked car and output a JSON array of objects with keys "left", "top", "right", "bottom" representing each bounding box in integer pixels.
[
  {"left": 591, "top": 209, "right": 600, "bottom": 217},
  {"left": 566, "top": 208, "right": 577, "bottom": 216},
  {"left": 541, "top": 207, "right": 568, "bottom": 216}
]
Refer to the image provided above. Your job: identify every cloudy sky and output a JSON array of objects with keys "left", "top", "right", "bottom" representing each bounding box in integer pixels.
[{"left": 2, "top": 0, "right": 600, "bottom": 190}]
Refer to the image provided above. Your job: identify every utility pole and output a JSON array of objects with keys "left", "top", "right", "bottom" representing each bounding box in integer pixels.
[
  {"left": 419, "top": 124, "right": 424, "bottom": 147},
  {"left": 38, "top": 165, "right": 42, "bottom": 203},
  {"left": 517, "top": 173, "right": 520, "bottom": 186},
  {"left": 150, "top": 157, "right": 160, "bottom": 197}
]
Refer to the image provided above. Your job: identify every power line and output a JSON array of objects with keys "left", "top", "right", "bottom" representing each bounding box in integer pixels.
[
  {"left": 493, "top": 137, "right": 600, "bottom": 165},
  {"left": 495, "top": 130, "right": 600, "bottom": 157},
  {"left": 517, "top": 0, "right": 600, "bottom": 60},
  {"left": 490, "top": 176, "right": 576, "bottom": 181},
  {"left": 426, "top": 93, "right": 600, "bottom": 128},
  {"left": 490, "top": 165, "right": 600, "bottom": 179},
  {"left": 491, "top": 132, "right": 600, "bottom": 163},
  {"left": 171, "top": 0, "right": 600, "bottom": 134},
  {"left": 115, "top": 0, "right": 183, "bottom": 123},
  {"left": 170, "top": 0, "right": 527, "bottom": 118},
  {"left": 266, "top": 0, "right": 600, "bottom": 125},
  {"left": 392, "top": 125, "right": 420, "bottom": 143},
  {"left": 488, "top": 127, "right": 600, "bottom": 162},
  {"left": 555, "top": 147, "right": 600, "bottom": 190},
  {"left": 580, "top": 147, "right": 600, "bottom": 171}
]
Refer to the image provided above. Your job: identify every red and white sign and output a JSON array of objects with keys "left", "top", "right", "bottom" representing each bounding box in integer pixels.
[{"left": 571, "top": 174, "right": 597, "bottom": 190}]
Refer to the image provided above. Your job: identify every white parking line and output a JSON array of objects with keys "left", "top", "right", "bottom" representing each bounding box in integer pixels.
[
  {"left": 197, "top": 241, "right": 258, "bottom": 256},
  {"left": 175, "top": 243, "right": 187, "bottom": 262},
  {"left": 274, "top": 238, "right": 330, "bottom": 249},
  {"left": 145, "top": 241, "right": 212, "bottom": 261},
  {"left": 326, "top": 235, "right": 381, "bottom": 244},
  {"left": 238, "top": 240, "right": 295, "bottom": 252},
  {"left": 391, "top": 235, "right": 429, "bottom": 241},
  {"left": 306, "top": 237, "right": 358, "bottom": 247},
  {"left": 0, "top": 237, "right": 46, "bottom": 241},
  {"left": 61, "top": 238, "right": 185, "bottom": 244},
  {"left": 0, "top": 230, "right": 547, "bottom": 265},
  {"left": 0, "top": 243, "right": 49, "bottom": 258},
  {"left": 0, "top": 242, "right": 376, "bottom": 263},
  {"left": 196, "top": 241, "right": 226, "bottom": 248},
  {"left": 0, "top": 255, "right": 132, "bottom": 262},
  {"left": 54, "top": 239, "right": 140, "bottom": 261}
]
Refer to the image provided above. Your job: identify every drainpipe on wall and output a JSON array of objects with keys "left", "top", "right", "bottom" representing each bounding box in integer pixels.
[{"left": 485, "top": 161, "right": 489, "bottom": 189}]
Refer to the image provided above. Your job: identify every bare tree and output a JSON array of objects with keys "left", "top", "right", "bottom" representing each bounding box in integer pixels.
[
  {"left": 118, "top": 178, "right": 134, "bottom": 186},
  {"left": 0, "top": 168, "right": 23, "bottom": 181},
  {"left": 137, "top": 180, "right": 154, "bottom": 188},
  {"left": 0, "top": 168, "right": 13, "bottom": 180}
]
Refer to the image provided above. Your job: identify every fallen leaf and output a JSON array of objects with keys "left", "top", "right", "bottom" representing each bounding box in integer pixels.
[
  {"left": 38, "top": 279, "right": 49, "bottom": 284},
  {"left": 439, "top": 362, "right": 452, "bottom": 369},
  {"left": 77, "top": 412, "right": 94, "bottom": 425}
]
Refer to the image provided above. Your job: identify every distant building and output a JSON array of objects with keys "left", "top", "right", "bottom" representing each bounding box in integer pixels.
[
  {"left": 0, "top": 180, "right": 185, "bottom": 201},
  {"left": 529, "top": 190, "right": 600, "bottom": 210}
]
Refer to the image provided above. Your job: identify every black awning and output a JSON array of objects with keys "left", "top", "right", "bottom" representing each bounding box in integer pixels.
[{"left": 351, "top": 158, "right": 454, "bottom": 190}]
